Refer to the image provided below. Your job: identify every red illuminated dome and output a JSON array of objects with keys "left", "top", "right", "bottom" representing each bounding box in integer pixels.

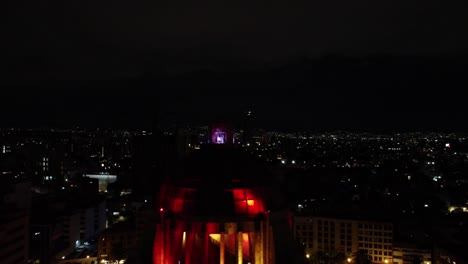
[
  {"left": 159, "top": 145, "right": 271, "bottom": 218},
  {"left": 153, "top": 139, "right": 276, "bottom": 264}
]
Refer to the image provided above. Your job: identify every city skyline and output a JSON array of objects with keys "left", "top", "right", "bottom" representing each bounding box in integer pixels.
[{"left": 3, "top": 0, "right": 468, "bottom": 262}]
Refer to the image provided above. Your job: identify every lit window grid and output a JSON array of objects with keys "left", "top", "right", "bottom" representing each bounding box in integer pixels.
[{"left": 294, "top": 217, "right": 393, "bottom": 263}]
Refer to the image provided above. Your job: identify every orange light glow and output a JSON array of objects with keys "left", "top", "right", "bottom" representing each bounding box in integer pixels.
[
  {"left": 246, "top": 200, "right": 255, "bottom": 206},
  {"left": 242, "top": 233, "right": 251, "bottom": 260},
  {"left": 182, "top": 232, "right": 186, "bottom": 248}
]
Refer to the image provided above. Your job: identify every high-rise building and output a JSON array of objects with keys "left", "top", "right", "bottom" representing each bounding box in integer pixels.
[
  {"left": 0, "top": 181, "right": 31, "bottom": 264},
  {"left": 0, "top": 211, "right": 29, "bottom": 264},
  {"left": 98, "top": 221, "right": 136, "bottom": 263},
  {"left": 30, "top": 196, "right": 106, "bottom": 264}
]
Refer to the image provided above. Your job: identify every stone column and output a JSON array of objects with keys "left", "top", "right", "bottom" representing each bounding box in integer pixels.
[
  {"left": 185, "top": 232, "right": 194, "bottom": 264},
  {"left": 261, "top": 221, "right": 265, "bottom": 264},
  {"left": 253, "top": 231, "right": 262, "bottom": 264},
  {"left": 266, "top": 214, "right": 269, "bottom": 264},
  {"left": 165, "top": 220, "right": 174, "bottom": 264},
  {"left": 203, "top": 231, "right": 210, "bottom": 264},
  {"left": 220, "top": 232, "right": 225, "bottom": 264},
  {"left": 160, "top": 223, "right": 165, "bottom": 264},
  {"left": 238, "top": 231, "right": 243, "bottom": 264}
]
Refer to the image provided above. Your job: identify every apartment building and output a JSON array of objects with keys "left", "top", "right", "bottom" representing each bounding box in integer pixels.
[{"left": 294, "top": 216, "right": 393, "bottom": 263}]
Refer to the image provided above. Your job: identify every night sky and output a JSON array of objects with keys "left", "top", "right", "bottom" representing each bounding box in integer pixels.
[{"left": 2, "top": 0, "right": 468, "bottom": 130}]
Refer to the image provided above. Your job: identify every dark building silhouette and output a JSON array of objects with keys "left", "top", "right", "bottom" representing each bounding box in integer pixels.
[{"left": 0, "top": 180, "right": 30, "bottom": 264}]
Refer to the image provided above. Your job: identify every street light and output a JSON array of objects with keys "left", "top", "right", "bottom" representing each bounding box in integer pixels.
[
  {"left": 306, "top": 254, "right": 310, "bottom": 259},
  {"left": 347, "top": 258, "right": 352, "bottom": 263}
]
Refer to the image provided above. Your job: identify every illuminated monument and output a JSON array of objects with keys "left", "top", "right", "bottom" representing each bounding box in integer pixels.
[{"left": 153, "top": 123, "right": 275, "bottom": 264}]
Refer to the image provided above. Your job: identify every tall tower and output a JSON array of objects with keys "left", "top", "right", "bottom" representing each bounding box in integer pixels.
[{"left": 242, "top": 110, "right": 254, "bottom": 145}]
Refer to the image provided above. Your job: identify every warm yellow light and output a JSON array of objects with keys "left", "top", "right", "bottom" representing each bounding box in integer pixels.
[
  {"left": 385, "top": 259, "right": 389, "bottom": 264},
  {"left": 306, "top": 254, "right": 310, "bottom": 259},
  {"left": 182, "top": 231, "right": 187, "bottom": 248},
  {"left": 86, "top": 256, "right": 90, "bottom": 258},
  {"left": 347, "top": 258, "right": 352, "bottom": 263},
  {"left": 209, "top": 234, "right": 221, "bottom": 243},
  {"left": 247, "top": 200, "right": 255, "bottom": 206},
  {"left": 243, "top": 233, "right": 249, "bottom": 242}
]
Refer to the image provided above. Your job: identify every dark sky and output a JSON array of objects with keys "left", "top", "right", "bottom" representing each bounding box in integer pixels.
[
  {"left": 4, "top": 0, "right": 468, "bottom": 79},
  {"left": 2, "top": 60, "right": 468, "bottom": 131},
  {"left": 2, "top": 0, "right": 468, "bottom": 131}
]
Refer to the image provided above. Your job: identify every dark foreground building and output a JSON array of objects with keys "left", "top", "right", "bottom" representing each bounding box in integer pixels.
[{"left": 153, "top": 123, "right": 276, "bottom": 264}]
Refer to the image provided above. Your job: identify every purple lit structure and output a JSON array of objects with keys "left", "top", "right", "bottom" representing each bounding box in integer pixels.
[{"left": 209, "top": 123, "right": 235, "bottom": 144}]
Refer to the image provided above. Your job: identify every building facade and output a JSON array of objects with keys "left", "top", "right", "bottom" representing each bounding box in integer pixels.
[
  {"left": 30, "top": 198, "right": 106, "bottom": 264},
  {"left": 294, "top": 216, "right": 393, "bottom": 263},
  {"left": 0, "top": 181, "right": 31, "bottom": 264},
  {"left": 0, "top": 211, "right": 29, "bottom": 264},
  {"left": 393, "top": 245, "right": 432, "bottom": 264},
  {"left": 98, "top": 222, "right": 136, "bottom": 263}
]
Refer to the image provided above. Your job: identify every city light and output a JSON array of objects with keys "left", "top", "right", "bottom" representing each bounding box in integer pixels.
[{"left": 4, "top": 121, "right": 468, "bottom": 264}]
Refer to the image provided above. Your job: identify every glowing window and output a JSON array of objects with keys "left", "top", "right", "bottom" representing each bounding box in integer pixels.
[{"left": 246, "top": 200, "right": 255, "bottom": 206}]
